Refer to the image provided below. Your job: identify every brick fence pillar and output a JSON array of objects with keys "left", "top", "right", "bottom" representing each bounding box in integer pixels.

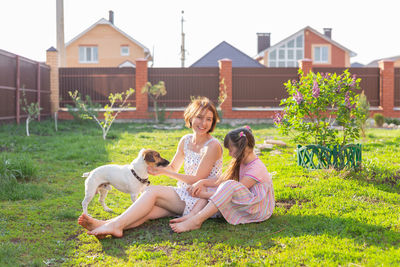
[
  {"left": 299, "top": 58, "right": 313, "bottom": 75},
  {"left": 135, "top": 59, "right": 148, "bottom": 118},
  {"left": 46, "top": 47, "right": 59, "bottom": 115},
  {"left": 219, "top": 59, "right": 232, "bottom": 117},
  {"left": 379, "top": 60, "right": 395, "bottom": 116}
]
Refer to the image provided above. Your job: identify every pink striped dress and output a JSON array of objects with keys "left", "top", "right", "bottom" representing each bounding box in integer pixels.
[{"left": 209, "top": 158, "right": 275, "bottom": 225}]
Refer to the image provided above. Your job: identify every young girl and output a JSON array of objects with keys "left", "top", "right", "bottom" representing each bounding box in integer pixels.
[{"left": 170, "top": 126, "right": 275, "bottom": 233}]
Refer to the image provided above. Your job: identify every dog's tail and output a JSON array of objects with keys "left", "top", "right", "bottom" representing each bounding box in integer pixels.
[{"left": 82, "top": 172, "right": 90, "bottom": 178}]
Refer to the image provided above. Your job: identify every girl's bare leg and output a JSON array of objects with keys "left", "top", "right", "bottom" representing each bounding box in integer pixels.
[
  {"left": 83, "top": 186, "right": 185, "bottom": 237},
  {"left": 170, "top": 198, "right": 208, "bottom": 223},
  {"left": 170, "top": 201, "right": 219, "bottom": 233}
]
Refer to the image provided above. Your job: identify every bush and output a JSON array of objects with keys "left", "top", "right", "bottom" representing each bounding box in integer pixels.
[
  {"left": 274, "top": 69, "right": 364, "bottom": 146},
  {"left": 384, "top": 117, "right": 400, "bottom": 125},
  {"left": 356, "top": 91, "right": 370, "bottom": 137},
  {"left": 373, "top": 113, "right": 384, "bottom": 127},
  {"left": 0, "top": 154, "right": 38, "bottom": 183}
]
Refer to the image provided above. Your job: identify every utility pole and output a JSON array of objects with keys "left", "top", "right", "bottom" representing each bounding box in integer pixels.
[
  {"left": 56, "top": 0, "right": 66, "bottom": 67},
  {"left": 180, "top": 10, "right": 186, "bottom": 68}
]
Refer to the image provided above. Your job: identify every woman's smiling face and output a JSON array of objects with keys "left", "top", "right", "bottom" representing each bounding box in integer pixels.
[{"left": 191, "top": 109, "right": 214, "bottom": 134}]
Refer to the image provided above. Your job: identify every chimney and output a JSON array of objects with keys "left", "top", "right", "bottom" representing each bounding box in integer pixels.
[
  {"left": 109, "top": 10, "right": 114, "bottom": 24},
  {"left": 323, "top": 28, "right": 332, "bottom": 39},
  {"left": 257, "top": 33, "right": 270, "bottom": 54}
]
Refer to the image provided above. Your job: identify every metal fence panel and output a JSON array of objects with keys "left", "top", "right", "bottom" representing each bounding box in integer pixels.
[
  {"left": 232, "top": 68, "right": 299, "bottom": 107},
  {"left": 395, "top": 68, "right": 400, "bottom": 107},
  {"left": 313, "top": 67, "right": 380, "bottom": 107},
  {"left": 59, "top": 68, "right": 136, "bottom": 108},
  {"left": 148, "top": 68, "right": 219, "bottom": 108},
  {"left": 0, "top": 49, "right": 51, "bottom": 123}
]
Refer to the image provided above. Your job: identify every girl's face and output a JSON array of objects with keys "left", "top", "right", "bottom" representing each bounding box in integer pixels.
[
  {"left": 227, "top": 140, "right": 238, "bottom": 158},
  {"left": 191, "top": 109, "right": 213, "bottom": 134}
]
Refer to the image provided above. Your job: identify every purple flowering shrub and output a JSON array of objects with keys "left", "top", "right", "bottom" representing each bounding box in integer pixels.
[{"left": 274, "top": 69, "right": 364, "bottom": 146}]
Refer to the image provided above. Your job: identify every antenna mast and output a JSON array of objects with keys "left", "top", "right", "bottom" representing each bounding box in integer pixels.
[{"left": 180, "top": 10, "right": 186, "bottom": 67}]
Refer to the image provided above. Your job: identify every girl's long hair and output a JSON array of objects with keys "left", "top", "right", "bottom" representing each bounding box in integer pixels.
[{"left": 217, "top": 127, "right": 255, "bottom": 183}]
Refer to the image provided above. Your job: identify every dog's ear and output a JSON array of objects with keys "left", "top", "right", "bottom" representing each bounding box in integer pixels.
[
  {"left": 139, "top": 148, "right": 146, "bottom": 157},
  {"left": 144, "top": 151, "right": 156, "bottom": 163}
]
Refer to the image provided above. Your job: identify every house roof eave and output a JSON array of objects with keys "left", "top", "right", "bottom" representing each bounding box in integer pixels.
[{"left": 65, "top": 18, "right": 150, "bottom": 54}]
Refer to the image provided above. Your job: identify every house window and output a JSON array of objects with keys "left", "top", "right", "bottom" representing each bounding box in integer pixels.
[
  {"left": 268, "top": 33, "right": 304, "bottom": 67},
  {"left": 121, "top": 46, "right": 130, "bottom": 56},
  {"left": 314, "top": 46, "right": 329, "bottom": 63},
  {"left": 79, "top": 46, "right": 98, "bottom": 63}
]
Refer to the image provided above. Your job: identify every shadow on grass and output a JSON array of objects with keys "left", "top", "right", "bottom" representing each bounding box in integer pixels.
[{"left": 93, "top": 211, "right": 399, "bottom": 261}]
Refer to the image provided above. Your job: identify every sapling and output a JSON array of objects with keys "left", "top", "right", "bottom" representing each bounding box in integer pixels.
[
  {"left": 142, "top": 81, "right": 166, "bottom": 123},
  {"left": 20, "top": 90, "right": 42, "bottom": 137},
  {"left": 69, "top": 88, "right": 135, "bottom": 140}
]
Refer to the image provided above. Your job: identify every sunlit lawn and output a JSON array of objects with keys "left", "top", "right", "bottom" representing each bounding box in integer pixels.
[{"left": 0, "top": 119, "right": 399, "bottom": 266}]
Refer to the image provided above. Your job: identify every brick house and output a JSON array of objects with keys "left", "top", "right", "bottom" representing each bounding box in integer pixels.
[
  {"left": 255, "top": 26, "right": 356, "bottom": 68},
  {"left": 65, "top": 11, "right": 152, "bottom": 67}
]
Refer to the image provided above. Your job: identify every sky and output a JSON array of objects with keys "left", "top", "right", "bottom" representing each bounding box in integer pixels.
[{"left": 1, "top": 0, "right": 399, "bottom": 67}]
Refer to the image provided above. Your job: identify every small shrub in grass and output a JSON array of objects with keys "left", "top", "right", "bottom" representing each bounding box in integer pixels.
[
  {"left": 373, "top": 113, "right": 384, "bottom": 127},
  {"left": 0, "top": 154, "right": 38, "bottom": 182},
  {"left": 384, "top": 117, "right": 400, "bottom": 125}
]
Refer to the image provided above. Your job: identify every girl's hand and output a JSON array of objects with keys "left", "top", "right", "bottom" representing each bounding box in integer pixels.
[
  {"left": 147, "top": 166, "right": 165, "bottom": 176},
  {"left": 188, "top": 179, "right": 206, "bottom": 197}
]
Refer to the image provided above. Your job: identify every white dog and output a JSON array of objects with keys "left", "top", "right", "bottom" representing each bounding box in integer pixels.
[{"left": 81, "top": 149, "right": 169, "bottom": 214}]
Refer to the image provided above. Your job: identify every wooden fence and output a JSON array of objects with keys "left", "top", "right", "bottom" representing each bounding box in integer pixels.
[{"left": 0, "top": 49, "right": 51, "bottom": 124}]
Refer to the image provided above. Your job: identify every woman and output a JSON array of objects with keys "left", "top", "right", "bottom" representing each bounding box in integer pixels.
[{"left": 78, "top": 96, "right": 223, "bottom": 238}]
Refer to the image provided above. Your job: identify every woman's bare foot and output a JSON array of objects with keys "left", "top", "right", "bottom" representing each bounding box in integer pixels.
[
  {"left": 78, "top": 213, "right": 107, "bottom": 231},
  {"left": 170, "top": 214, "right": 190, "bottom": 223},
  {"left": 87, "top": 222, "right": 123, "bottom": 238},
  {"left": 170, "top": 217, "right": 202, "bottom": 233}
]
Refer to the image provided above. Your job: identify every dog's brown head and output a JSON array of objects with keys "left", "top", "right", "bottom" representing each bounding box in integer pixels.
[{"left": 141, "top": 149, "right": 170, "bottom": 167}]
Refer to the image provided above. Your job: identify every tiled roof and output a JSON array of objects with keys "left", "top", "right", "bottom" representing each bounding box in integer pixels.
[
  {"left": 191, "top": 41, "right": 265, "bottom": 68},
  {"left": 365, "top": 55, "right": 400, "bottom": 67}
]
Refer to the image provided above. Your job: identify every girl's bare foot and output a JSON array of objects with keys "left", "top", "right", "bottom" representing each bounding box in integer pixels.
[
  {"left": 87, "top": 222, "right": 123, "bottom": 238},
  {"left": 170, "top": 217, "right": 202, "bottom": 233},
  {"left": 78, "top": 213, "right": 107, "bottom": 231},
  {"left": 170, "top": 214, "right": 190, "bottom": 223}
]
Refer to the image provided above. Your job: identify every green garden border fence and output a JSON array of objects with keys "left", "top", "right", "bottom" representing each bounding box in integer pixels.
[{"left": 297, "top": 144, "right": 362, "bottom": 170}]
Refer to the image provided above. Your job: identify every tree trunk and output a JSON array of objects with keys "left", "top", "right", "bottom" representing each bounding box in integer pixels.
[{"left": 26, "top": 117, "right": 30, "bottom": 136}]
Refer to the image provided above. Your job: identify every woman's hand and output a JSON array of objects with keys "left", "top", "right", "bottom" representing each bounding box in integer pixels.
[
  {"left": 147, "top": 166, "right": 165, "bottom": 176},
  {"left": 188, "top": 179, "right": 206, "bottom": 197}
]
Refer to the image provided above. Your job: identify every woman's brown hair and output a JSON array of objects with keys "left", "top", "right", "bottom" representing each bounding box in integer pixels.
[
  {"left": 217, "top": 126, "right": 255, "bottom": 183},
  {"left": 183, "top": 96, "right": 219, "bottom": 133}
]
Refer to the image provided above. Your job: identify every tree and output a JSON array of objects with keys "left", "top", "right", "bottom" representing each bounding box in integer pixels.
[
  {"left": 69, "top": 88, "right": 135, "bottom": 140},
  {"left": 20, "top": 90, "right": 42, "bottom": 137},
  {"left": 142, "top": 81, "right": 167, "bottom": 123}
]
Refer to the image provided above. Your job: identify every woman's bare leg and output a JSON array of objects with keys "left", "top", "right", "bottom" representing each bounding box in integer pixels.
[
  {"left": 170, "top": 198, "right": 208, "bottom": 223},
  {"left": 83, "top": 186, "right": 185, "bottom": 237},
  {"left": 170, "top": 201, "right": 219, "bottom": 233}
]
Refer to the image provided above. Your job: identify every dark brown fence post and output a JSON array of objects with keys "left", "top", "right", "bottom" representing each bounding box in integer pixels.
[
  {"left": 37, "top": 62, "right": 41, "bottom": 121},
  {"left": 219, "top": 59, "right": 232, "bottom": 118},
  {"left": 15, "top": 55, "right": 20, "bottom": 124},
  {"left": 379, "top": 60, "right": 395, "bottom": 117}
]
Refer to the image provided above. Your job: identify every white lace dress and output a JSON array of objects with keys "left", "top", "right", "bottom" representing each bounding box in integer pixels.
[{"left": 172, "top": 134, "right": 223, "bottom": 216}]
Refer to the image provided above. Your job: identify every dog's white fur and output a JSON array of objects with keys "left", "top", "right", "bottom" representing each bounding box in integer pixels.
[{"left": 81, "top": 148, "right": 166, "bottom": 214}]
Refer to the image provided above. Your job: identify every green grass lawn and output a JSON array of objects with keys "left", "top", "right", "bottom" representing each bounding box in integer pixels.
[{"left": 0, "top": 119, "right": 399, "bottom": 266}]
